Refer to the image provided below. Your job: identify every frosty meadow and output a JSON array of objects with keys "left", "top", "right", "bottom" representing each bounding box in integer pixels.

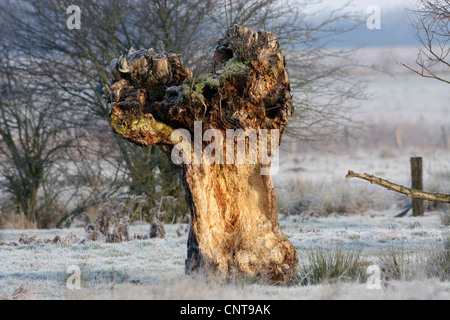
[{"left": 0, "top": 0, "right": 449, "bottom": 301}]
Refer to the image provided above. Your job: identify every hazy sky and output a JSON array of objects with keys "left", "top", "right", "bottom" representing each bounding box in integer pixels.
[
  {"left": 320, "top": 0, "right": 410, "bottom": 11},
  {"left": 302, "top": 0, "right": 418, "bottom": 47}
]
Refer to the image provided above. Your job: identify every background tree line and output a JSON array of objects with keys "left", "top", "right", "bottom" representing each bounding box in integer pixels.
[{"left": 0, "top": 0, "right": 364, "bottom": 228}]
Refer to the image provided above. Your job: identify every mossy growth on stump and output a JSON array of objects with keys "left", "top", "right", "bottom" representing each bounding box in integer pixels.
[{"left": 104, "top": 25, "right": 298, "bottom": 284}]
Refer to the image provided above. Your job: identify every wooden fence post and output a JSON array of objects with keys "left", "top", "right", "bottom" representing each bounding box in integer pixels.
[{"left": 410, "top": 157, "right": 424, "bottom": 216}]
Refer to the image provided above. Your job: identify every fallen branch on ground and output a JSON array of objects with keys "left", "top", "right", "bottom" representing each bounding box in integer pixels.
[{"left": 345, "top": 170, "right": 450, "bottom": 203}]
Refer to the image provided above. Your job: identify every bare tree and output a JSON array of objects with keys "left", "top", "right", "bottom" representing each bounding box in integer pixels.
[
  {"left": 0, "top": 50, "right": 76, "bottom": 227},
  {"left": 212, "top": 1, "right": 365, "bottom": 143},
  {"left": 0, "top": 0, "right": 202, "bottom": 223},
  {"left": 0, "top": 0, "right": 363, "bottom": 227},
  {"left": 0, "top": 0, "right": 363, "bottom": 142},
  {"left": 403, "top": 0, "right": 450, "bottom": 84}
]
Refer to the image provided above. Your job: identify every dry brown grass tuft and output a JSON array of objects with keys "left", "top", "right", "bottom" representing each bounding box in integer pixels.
[{"left": 1, "top": 212, "right": 37, "bottom": 230}]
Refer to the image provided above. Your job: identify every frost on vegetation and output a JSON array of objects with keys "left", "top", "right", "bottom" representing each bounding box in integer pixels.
[
  {"left": 284, "top": 184, "right": 361, "bottom": 217},
  {"left": 86, "top": 195, "right": 174, "bottom": 243},
  {"left": 4, "top": 284, "right": 30, "bottom": 300},
  {"left": 439, "top": 210, "right": 450, "bottom": 227},
  {"left": 86, "top": 200, "right": 131, "bottom": 243},
  {"left": 299, "top": 247, "right": 369, "bottom": 286},
  {"left": 0, "top": 195, "right": 177, "bottom": 247},
  {"left": 425, "top": 232, "right": 450, "bottom": 281},
  {"left": 375, "top": 233, "right": 449, "bottom": 284},
  {"left": 0, "top": 232, "right": 80, "bottom": 247},
  {"left": 0, "top": 214, "right": 449, "bottom": 299},
  {"left": 149, "top": 216, "right": 165, "bottom": 239},
  {"left": 377, "top": 247, "right": 416, "bottom": 282},
  {"left": 288, "top": 211, "right": 319, "bottom": 233},
  {"left": 176, "top": 214, "right": 191, "bottom": 237}
]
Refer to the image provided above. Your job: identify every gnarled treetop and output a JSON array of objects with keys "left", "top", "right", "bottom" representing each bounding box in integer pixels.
[{"left": 104, "top": 25, "right": 293, "bottom": 149}]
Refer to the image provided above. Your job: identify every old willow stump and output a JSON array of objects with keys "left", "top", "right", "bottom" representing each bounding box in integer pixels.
[{"left": 104, "top": 26, "right": 298, "bottom": 283}]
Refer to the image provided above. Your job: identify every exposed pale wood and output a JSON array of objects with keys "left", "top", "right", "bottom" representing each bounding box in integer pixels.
[
  {"left": 105, "top": 26, "right": 298, "bottom": 283},
  {"left": 346, "top": 170, "right": 450, "bottom": 203}
]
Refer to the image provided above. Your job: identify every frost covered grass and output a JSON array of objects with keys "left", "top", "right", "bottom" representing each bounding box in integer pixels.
[
  {"left": 2, "top": 70, "right": 449, "bottom": 298},
  {"left": 425, "top": 232, "right": 450, "bottom": 281},
  {"left": 440, "top": 211, "right": 450, "bottom": 227},
  {"left": 277, "top": 176, "right": 398, "bottom": 216},
  {"left": 377, "top": 247, "right": 418, "bottom": 281},
  {"left": 299, "top": 247, "right": 368, "bottom": 285},
  {"left": 275, "top": 152, "right": 450, "bottom": 217},
  {"left": 1, "top": 149, "right": 449, "bottom": 299},
  {"left": 0, "top": 213, "right": 449, "bottom": 300}
]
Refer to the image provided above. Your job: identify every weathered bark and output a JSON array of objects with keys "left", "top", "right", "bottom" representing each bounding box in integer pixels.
[
  {"left": 346, "top": 170, "right": 450, "bottom": 203},
  {"left": 104, "top": 26, "right": 298, "bottom": 283}
]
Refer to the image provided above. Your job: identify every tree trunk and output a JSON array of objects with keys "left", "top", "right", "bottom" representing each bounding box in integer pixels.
[
  {"left": 183, "top": 163, "right": 298, "bottom": 282},
  {"left": 104, "top": 26, "right": 299, "bottom": 283}
]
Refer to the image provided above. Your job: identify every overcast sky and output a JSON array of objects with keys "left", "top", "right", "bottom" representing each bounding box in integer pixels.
[
  {"left": 301, "top": 0, "right": 418, "bottom": 48},
  {"left": 320, "top": 0, "right": 410, "bottom": 11}
]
